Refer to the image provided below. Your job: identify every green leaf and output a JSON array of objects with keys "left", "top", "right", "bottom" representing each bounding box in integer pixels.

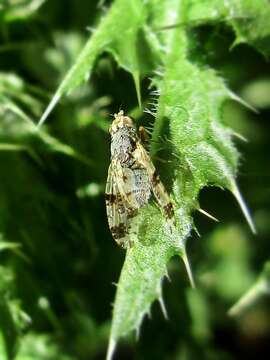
[
  {"left": 109, "top": 206, "right": 189, "bottom": 334},
  {"left": 0, "top": 234, "right": 21, "bottom": 253},
  {"left": 39, "top": 0, "right": 270, "bottom": 126},
  {"left": 107, "top": 205, "right": 193, "bottom": 359},
  {"left": 107, "top": 1, "right": 257, "bottom": 357},
  {"left": 15, "top": 333, "right": 73, "bottom": 360},
  {"left": 39, "top": 0, "right": 158, "bottom": 125},
  {"left": 0, "top": 0, "right": 46, "bottom": 23},
  {"left": 230, "top": 0, "right": 270, "bottom": 56},
  {"left": 0, "top": 267, "right": 19, "bottom": 360},
  {"left": 0, "top": 74, "right": 92, "bottom": 166},
  {"left": 184, "top": 0, "right": 270, "bottom": 57},
  {"left": 228, "top": 261, "right": 270, "bottom": 317},
  {"left": 153, "top": 30, "right": 255, "bottom": 232}
]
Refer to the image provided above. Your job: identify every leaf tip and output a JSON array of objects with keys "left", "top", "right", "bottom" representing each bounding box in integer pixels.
[
  {"left": 227, "top": 279, "right": 265, "bottom": 317},
  {"left": 106, "top": 337, "right": 117, "bottom": 360},
  {"left": 133, "top": 72, "right": 142, "bottom": 109},
  {"left": 232, "top": 131, "right": 248, "bottom": 143},
  {"left": 228, "top": 90, "right": 259, "bottom": 114},
  {"left": 38, "top": 92, "right": 61, "bottom": 127},
  {"left": 182, "top": 251, "right": 196, "bottom": 289},
  {"left": 158, "top": 296, "right": 168, "bottom": 320},
  {"left": 231, "top": 183, "right": 257, "bottom": 234},
  {"left": 198, "top": 208, "right": 219, "bottom": 222},
  {"left": 164, "top": 269, "right": 171, "bottom": 282}
]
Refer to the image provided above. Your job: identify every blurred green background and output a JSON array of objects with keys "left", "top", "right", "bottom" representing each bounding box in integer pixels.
[{"left": 0, "top": 1, "right": 270, "bottom": 359}]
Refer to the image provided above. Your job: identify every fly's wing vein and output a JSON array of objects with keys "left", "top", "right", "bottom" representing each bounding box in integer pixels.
[
  {"left": 105, "top": 163, "right": 138, "bottom": 247},
  {"left": 114, "top": 161, "right": 151, "bottom": 209},
  {"left": 134, "top": 142, "right": 175, "bottom": 223}
]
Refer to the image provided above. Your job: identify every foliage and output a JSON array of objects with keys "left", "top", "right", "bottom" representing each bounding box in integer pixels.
[{"left": 0, "top": 1, "right": 270, "bottom": 359}]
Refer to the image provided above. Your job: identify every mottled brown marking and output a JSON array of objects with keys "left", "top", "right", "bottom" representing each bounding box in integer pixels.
[
  {"left": 127, "top": 207, "right": 138, "bottom": 219},
  {"left": 105, "top": 193, "right": 117, "bottom": 203},
  {"left": 152, "top": 170, "right": 161, "bottom": 186},
  {"left": 163, "top": 202, "right": 174, "bottom": 219},
  {"left": 110, "top": 223, "right": 127, "bottom": 239}
]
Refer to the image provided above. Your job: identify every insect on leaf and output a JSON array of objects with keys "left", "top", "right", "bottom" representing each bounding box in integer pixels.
[{"left": 105, "top": 111, "right": 175, "bottom": 248}]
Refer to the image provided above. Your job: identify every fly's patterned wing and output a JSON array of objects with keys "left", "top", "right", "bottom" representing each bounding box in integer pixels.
[
  {"left": 133, "top": 142, "right": 175, "bottom": 224},
  {"left": 106, "top": 110, "right": 175, "bottom": 248},
  {"left": 105, "top": 163, "right": 128, "bottom": 247},
  {"left": 114, "top": 161, "right": 151, "bottom": 208},
  {"left": 105, "top": 163, "right": 140, "bottom": 247}
]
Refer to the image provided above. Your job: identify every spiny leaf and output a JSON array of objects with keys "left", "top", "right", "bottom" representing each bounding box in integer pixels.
[
  {"left": 152, "top": 19, "right": 255, "bottom": 233},
  {"left": 39, "top": 0, "right": 270, "bottom": 125},
  {"left": 107, "top": 205, "right": 192, "bottom": 359},
  {"left": 108, "top": 1, "right": 257, "bottom": 357},
  {"left": 230, "top": 0, "right": 270, "bottom": 56},
  {"left": 184, "top": 0, "right": 270, "bottom": 57},
  {"left": 39, "top": 0, "right": 157, "bottom": 126}
]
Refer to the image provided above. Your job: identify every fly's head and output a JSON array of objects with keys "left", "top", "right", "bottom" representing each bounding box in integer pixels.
[{"left": 109, "top": 110, "right": 136, "bottom": 135}]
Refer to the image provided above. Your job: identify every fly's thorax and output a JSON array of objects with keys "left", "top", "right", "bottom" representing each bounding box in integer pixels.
[
  {"left": 110, "top": 111, "right": 138, "bottom": 166},
  {"left": 110, "top": 127, "right": 137, "bottom": 166}
]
